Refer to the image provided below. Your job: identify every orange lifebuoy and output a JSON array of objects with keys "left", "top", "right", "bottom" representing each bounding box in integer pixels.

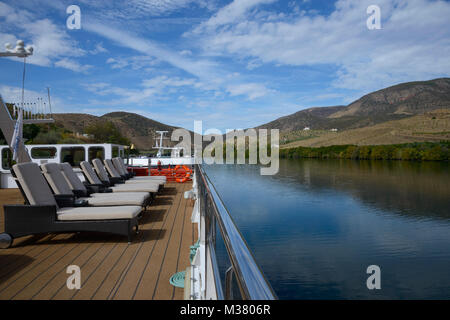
[{"left": 176, "top": 172, "right": 191, "bottom": 183}]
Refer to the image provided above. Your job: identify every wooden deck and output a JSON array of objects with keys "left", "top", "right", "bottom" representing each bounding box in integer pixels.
[{"left": 0, "top": 182, "right": 197, "bottom": 300}]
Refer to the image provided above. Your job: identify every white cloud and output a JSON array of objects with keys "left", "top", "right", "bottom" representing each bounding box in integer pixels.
[
  {"left": 84, "top": 21, "right": 273, "bottom": 100},
  {"left": 90, "top": 43, "right": 108, "bottom": 55},
  {"left": 196, "top": 0, "right": 277, "bottom": 30},
  {"left": 54, "top": 58, "right": 93, "bottom": 73},
  {"left": 128, "top": 0, "right": 210, "bottom": 16},
  {"left": 106, "top": 56, "right": 159, "bottom": 70},
  {"left": 193, "top": 0, "right": 450, "bottom": 92},
  {"left": 76, "top": 0, "right": 215, "bottom": 20},
  {"left": 142, "top": 75, "right": 197, "bottom": 88},
  {"left": 84, "top": 21, "right": 219, "bottom": 81},
  {"left": 227, "top": 82, "right": 273, "bottom": 100},
  {"left": 0, "top": 85, "right": 68, "bottom": 113},
  {"left": 0, "top": 2, "right": 91, "bottom": 72}
]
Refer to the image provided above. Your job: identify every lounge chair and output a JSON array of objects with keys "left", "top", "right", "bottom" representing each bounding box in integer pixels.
[
  {"left": 113, "top": 157, "right": 166, "bottom": 183},
  {"left": 93, "top": 158, "right": 163, "bottom": 190},
  {"left": 0, "top": 163, "right": 142, "bottom": 248},
  {"left": 41, "top": 163, "right": 151, "bottom": 208},
  {"left": 60, "top": 163, "right": 148, "bottom": 200},
  {"left": 104, "top": 159, "right": 165, "bottom": 186},
  {"left": 80, "top": 161, "right": 159, "bottom": 194}
]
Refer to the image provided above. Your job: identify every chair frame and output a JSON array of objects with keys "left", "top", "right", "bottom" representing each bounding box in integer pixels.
[{"left": 0, "top": 167, "right": 140, "bottom": 249}]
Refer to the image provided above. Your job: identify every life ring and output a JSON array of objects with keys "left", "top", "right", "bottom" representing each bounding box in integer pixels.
[
  {"left": 176, "top": 172, "right": 191, "bottom": 183},
  {"left": 182, "top": 165, "right": 192, "bottom": 173}
]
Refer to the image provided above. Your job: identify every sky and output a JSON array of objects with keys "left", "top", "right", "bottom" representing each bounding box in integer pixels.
[{"left": 0, "top": 0, "right": 449, "bottom": 132}]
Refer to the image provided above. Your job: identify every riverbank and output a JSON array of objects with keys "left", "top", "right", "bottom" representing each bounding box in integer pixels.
[{"left": 280, "top": 141, "right": 450, "bottom": 161}]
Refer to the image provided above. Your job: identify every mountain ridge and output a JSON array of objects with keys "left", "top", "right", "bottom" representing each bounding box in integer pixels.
[
  {"left": 51, "top": 78, "right": 450, "bottom": 150},
  {"left": 257, "top": 78, "right": 450, "bottom": 132}
]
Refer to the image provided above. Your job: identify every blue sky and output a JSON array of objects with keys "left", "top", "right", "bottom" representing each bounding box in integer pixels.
[{"left": 1, "top": 0, "right": 449, "bottom": 131}]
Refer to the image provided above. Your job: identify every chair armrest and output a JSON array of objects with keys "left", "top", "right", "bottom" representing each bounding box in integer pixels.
[
  {"left": 3, "top": 205, "right": 57, "bottom": 237},
  {"left": 84, "top": 182, "right": 104, "bottom": 188},
  {"left": 109, "top": 177, "right": 124, "bottom": 184},
  {"left": 54, "top": 194, "right": 75, "bottom": 208},
  {"left": 101, "top": 180, "right": 112, "bottom": 187},
  {"left": 73, "top": 189, "right": 89, "bottom": 198}
]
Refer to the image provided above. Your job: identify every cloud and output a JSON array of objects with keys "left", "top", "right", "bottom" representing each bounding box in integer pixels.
[
  {"left": 74, "top": 0, "right": 215, "bottom": 22},
  {"left": 192, "top": 0, "right": 450, "bottom": 92},
  {"left": 127, "top": 0, "right": 212, "bottom": 16},
  {"left": 196, "top": 0, "right": 277, "bottom": 30},
  {"left": 89, "top": 43, "right": 108, "bottom": 55},
  {"left": 54, "top": 58, "right": 93, "bottom": 73},
  {"left": 84, "top": 21, "right": 273, "bottom": 100},
  {"left": 0, "top": 85, "right": 68, "bottom": 113},
  {"left": 84, "top": 21, "right": 219, "bottom": 81},
  {"left": 0, "top": 2, "right": 91, "bottom": 72},
  {"left": 227, "top": 82, "right": 273, "bottom": 100},
  {"left": 106, "top": 55, "right": 159, "bottom": 70},
  {"left": 142, "top": 75, "right": 197, "bottom": 88}
]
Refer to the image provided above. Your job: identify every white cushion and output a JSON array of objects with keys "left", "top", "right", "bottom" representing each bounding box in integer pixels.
[
  {"left": 80, "top": 193, "right": 148, "bottom": 206},
  {"left": 57, "top": 206, "right": 141, "bottom": 221},
  {"left": 111, "top": 183, "right": 159, "bottom": 193},
  {"left": 123, "top": 179, "right": 165, "bottom": 186},
  {"left": 133, "top": 176, "right": 166, "bottom": 182}
]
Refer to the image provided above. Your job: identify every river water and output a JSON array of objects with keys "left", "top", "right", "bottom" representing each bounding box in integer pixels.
[{"left": 204, "top": 159, "right": 450, "bottom": 299}]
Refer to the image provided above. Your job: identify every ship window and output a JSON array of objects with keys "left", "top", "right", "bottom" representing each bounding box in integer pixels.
[
  {"left": 61, "top": 147, "right": 85, "bottom": 167},
  {"left": 120, "top": 149, "right": 124, "bottom": 158},
  {"left": 112, "top": 146, "right": 119, "bottom": 158},
  {"left": 88, "top": 147, "right": 105, "bottom": 162},
  {"left": 1, "top": 148, "right": 13, "bottom": 170},
  {"left": 31, "top": 147, "right": 57, "bottom": 159}
]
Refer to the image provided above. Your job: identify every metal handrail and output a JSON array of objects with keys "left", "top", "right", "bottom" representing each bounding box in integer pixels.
[{"left": 196, "top": 164, "right": 277, "bottom": 300}]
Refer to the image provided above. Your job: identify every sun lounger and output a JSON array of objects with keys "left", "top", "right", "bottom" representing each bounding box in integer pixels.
[
  {"left": 0, "top": 162, "right": 142, "bottom": 248},
  {"left": 60, "top": 163, "right": 147, "bottom": 200},
  {"left": 81, "top": 161, "right": 159, "bottom": 193},
  {"left": 41, "top": 163, "right": 151, "bottom": 207},
  {"left": 104, "top": 159, "right": 165, "bottom": 186},
  {"left": 113, "top": 157, "right": 166, "bottom": 183}
]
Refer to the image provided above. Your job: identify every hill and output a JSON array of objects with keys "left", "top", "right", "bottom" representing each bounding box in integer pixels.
[
  {"left": 282, "top": 109, "right": 450, "bottom": 148},
  {"left": 259, "top": 78, "right": 450, "bottom": 133},
  {"left": 53, "top": 112, "right": 179, "bottom": 150}
]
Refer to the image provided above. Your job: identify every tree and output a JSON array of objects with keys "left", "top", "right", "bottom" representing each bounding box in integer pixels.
[{"left": 85, "top": 121, "right": 130, "bottom": 145}]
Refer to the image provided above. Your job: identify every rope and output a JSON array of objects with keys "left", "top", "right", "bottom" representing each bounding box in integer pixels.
[
  {"left": 169, "top": 271, "right": 186, "bottom": 288},
  {"left": 169, "top": 240, "right": 200, "bottom": 289},
  {"left": 190, "top": 239, "right": 200, "bottom": 263}
]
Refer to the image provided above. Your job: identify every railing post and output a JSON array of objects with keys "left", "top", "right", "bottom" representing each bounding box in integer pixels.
[{"left": 225, "top": 266, "right": 234, "bottom": 300}]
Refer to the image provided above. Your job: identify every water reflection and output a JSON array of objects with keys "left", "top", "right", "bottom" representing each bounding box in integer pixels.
[
  {"left": 205, "top": 160, "right": 450, "bottom": 299},
  {"left": 276, "top": 159, "right": 450, "bottom": 221}
]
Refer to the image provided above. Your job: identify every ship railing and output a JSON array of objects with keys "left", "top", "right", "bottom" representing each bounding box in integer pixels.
[{"left": 195, "top": 164, "right": 277, "bottom": 300}]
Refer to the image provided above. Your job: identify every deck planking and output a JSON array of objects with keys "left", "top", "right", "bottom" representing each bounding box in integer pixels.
[{"left": 0, "top": 182, "right": 197, "bottom": 300}]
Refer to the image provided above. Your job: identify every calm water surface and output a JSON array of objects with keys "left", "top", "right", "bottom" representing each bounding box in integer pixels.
[{"left": 204, "top": 159, "right": 450, "bottom": 299}]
